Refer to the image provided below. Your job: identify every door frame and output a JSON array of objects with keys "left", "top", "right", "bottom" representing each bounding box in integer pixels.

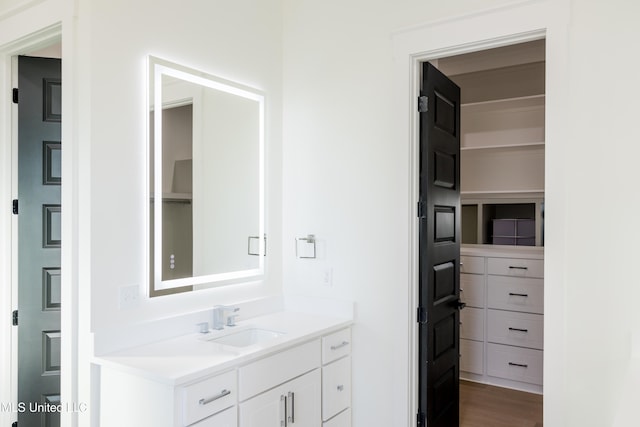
[
  {"left": 0, "top": 15, "right": 81, "bottom": 427},
  {"left": 391, "top": 0, "right": 570, "bottom": 425}
]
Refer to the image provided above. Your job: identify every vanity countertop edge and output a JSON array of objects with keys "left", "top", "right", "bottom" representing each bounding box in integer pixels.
[{"left": 93, "top": 310, "right": 353, "bottom": 387}]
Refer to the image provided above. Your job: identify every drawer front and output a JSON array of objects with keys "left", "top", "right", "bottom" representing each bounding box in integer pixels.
[
  {"left": 324, "top": 408, "right": 351, "bottom": 427},
  {"left": 487, "top": 310, "right": 543, "bottom": 350},
  {"left": 460, "top": 255, "right": 485, "bottom": 274},
  {"left": 239, "top": 339, "right": 320, "bottom": 401},
  {"left": 460, "top": 307, "right": 484, "bottom": 341},
  {"left": 487, "top": 343, "right": 543, "bottom": 385},
  {"left": 487, "top": 257, "right": 543, "bottom": 278},
  {"left": 190, "top": 406, "right": 237, "bottom": 427},
  {"left": 183, "top": 370, "right": 237, "bottom": 426},
  {"left": 488, "top": 275, "right": 544, "bottom": 314},
  {"left": 460, "top": 339, "right": 483, "bottom": 375},
  {"left": 322, "top": 356, "right": 351, "bottom": 421},
  {"left": 460, "top": 273, "right": 485, "bottom": 308},
  {"left": 322, "top": 328, "right": 351, "bottom": 364}
]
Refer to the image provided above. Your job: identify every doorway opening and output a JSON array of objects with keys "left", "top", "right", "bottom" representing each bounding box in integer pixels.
[
  {"left": 425, "top": 38, "right": 546, "bottom": 425},
  {"left": 10, "top": 42, "right": 62, "bottom": 427}
]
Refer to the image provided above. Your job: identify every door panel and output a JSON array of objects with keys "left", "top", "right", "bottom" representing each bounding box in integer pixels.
[
  {"left": 418, "top": 62, "right": 461, "bottom": 427},
  {"left": 18, "top": 55, "right": 62, "bottom": 427}
]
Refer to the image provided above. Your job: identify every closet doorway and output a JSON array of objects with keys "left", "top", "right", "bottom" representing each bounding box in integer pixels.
[{"left": 436, "top": 39, "right": 546, "bottom": 425}]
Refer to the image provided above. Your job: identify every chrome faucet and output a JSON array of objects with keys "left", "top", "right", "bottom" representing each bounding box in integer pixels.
[{"left": 213, "top": 305, "right": 239, "bottom": 330}]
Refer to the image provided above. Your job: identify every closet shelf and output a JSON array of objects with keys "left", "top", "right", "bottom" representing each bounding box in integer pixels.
[
  {"left": 461, "top": 94, "right": 545, "bottom": 108},
  {"left": 461, "top": 141, "right": 544, "bottom": 151}
]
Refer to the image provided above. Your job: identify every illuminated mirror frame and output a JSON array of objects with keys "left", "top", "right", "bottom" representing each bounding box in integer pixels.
[{"left": 148, "top": 56, "right": 265, "bottom": 292}]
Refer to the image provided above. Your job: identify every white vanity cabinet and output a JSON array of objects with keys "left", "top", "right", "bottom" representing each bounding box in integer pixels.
[{"left": 97, "top": 316, "right": 352, "bottom": 427}]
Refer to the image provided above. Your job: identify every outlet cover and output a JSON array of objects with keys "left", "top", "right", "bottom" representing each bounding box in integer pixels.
[{"left": 119, "top": 285, "right": 140, "bottom": 310}]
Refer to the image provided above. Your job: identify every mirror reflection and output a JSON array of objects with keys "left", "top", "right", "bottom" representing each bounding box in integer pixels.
[{"left": 149, "top": 57, "right": 265, "bottom": 295}]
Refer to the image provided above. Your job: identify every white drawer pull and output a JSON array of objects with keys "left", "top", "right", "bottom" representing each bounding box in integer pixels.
[
  {"left": 330, "top": 341, "right": 349, "bottom": 351},
  {"left": 337, "top": 385, "right": 344, "bottom": 391},
  {"left": 198, "top": 389, "right": 231, "bottom": 406},
  {"left": 508, "top": 362, "right": 528, "bottom": 368}
]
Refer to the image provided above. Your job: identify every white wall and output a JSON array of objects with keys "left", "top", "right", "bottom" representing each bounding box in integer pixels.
[{"left": 282, "top": 0, "right": 640, "bottom": 426}]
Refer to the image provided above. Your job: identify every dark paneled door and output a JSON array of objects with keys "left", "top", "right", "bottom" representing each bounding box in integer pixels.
[
  {"left": 17, "top": 55, "right": 62, "bottom": 427},
  {"left": 418, "top": 62, "right": 461, "bottom": 427}
]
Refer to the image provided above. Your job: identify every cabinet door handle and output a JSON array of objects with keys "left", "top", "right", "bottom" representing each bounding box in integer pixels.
[
  {"left": 508, "top": 292, "right": 529, "bottom": 297},
  {"left": 509, "top": 362, "right": 529, "bottom": 368},
  {"left": 508, "top": 327, "right": 528, "bottom": 333},
  {"left": 288, "top": 391, "right": 295, "bottom": 424},
  {"left": 198, "top": 389, "right": 230, "bottom": 406},
  {"left": 280, "top": 395, "right": 287, "bottom": 427},
  {"left": 331, "top": 341, "right": 349, "bottom": 350},
  {"left": 509, "top": 266, "right": 528, "bottom": 270}
]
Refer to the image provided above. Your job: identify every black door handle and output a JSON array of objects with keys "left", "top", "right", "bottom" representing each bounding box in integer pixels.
[{"left": 455, "top": 300, "right": 466, "bottom": 310}]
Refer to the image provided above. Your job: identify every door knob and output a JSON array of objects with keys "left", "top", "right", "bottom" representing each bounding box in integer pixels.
[{"left": 455, "top": 300, "right": 466, "bottom": 310}]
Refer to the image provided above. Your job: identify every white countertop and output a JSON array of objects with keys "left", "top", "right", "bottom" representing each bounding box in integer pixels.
[{"left": 93, "top": 310, "right": 352, "bottom": 386}]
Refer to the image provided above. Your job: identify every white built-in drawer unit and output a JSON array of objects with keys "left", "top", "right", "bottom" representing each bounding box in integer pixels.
[
  {"left": 487, "top": 310, "right": 543, "bottom": 350},
  {"left": 487, "top": 257, "right": 544, "bottom": 278},
  {"left": 190, "top": 406, "right": 237, "bottom": 427},
  {"left": 321, "top": 328, "right": 352, "bottom": 426},
  {"left": 459, "top": 249, "right": 544, "bottom": 392},
  {"left": 487, "top": 343, "right": 543, "bottom": 386},
  {"left": 322, "top": 328, "right": 351, "bottom": 364},
  {"left": 460, "top": 339, "right": 483, "bottom": 375},
  {"left": 461, "top": 255, "right": 485, "bottom": 275},
  {"left": 487, "top": 275, "right": 543, "bottom": 314},
  {"left": 460, "top": 273, "right": 485, "bottom": 308},
  {"left": 460, "top": 307, "right": 484, "bottom": 341},
  {"left": 182, "top": 370, "right": 237, "bottom": 426},
  {"left": 323, "top": 408, "right": 351, "bottom": 427}
]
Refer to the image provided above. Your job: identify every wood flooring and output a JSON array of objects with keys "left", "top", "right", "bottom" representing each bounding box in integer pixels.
[{"left": 460, "top": 380, "right": 543, "bottom": 427}]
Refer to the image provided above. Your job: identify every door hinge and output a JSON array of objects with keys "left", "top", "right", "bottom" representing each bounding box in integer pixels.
[
  {"left": 12, "top": 199, "right": 18, "bottom": 215},
  {"left": 12, "top": 310, "right": 18, "bottom": 326},
  {"left": 418, "top": 95, "right": 428, "bottom": 113},
  {"left": 417, "top": 200, "right": 427, "bottom": 218},
  {"left": 417, "top": 307, "right": 427, "bottom": 324},
  {"left": 417, "top": 411, "right": 426, "bottom": 427},
  {"left": 12, "top": 88, "right": 18, "bottom": 104}
]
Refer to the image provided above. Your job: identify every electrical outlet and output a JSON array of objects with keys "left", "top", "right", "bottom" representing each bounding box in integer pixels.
[
  {"left": 323, "top": 268, "right": 333, "bottom": 287},
  {"left": 119, "top": 285, "right": 140, "bottom": 310}
]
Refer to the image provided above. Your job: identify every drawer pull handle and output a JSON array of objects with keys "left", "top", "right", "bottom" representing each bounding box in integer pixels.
[
  {"left": 198, "top": 389, "right": 231, "bottom": 406},
  {"left": 509, "top": 362, "right": 529, "bottom": 368},
  {"left": 331, "top": 341, "right": 349, "bottom": 350},
  {"left": 509, "top": 266, "right": 528, "bottom": 270},
  {"left": 288, "top": 391, "right": 295, "bottom": 424},
  {"left": 508, "top": 327, "right": 528, "bottom": 333},
  {"left": 508, "top": 292, "right": 529, "bottom": 297},
  {"left": 337, "top": 384, "right": 345, "bottom": 391}
]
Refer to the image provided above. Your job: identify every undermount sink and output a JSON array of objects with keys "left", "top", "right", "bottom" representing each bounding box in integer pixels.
[{"left": 208, "top": 328, "right": 284, "bottom": 347}]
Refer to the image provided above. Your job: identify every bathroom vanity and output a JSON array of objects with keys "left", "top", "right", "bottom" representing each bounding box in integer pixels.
[{"left": 95, "top": 311, "right": 352, "bottom": 427}]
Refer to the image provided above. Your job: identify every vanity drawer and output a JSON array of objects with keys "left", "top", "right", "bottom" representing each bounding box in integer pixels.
[
  {"left": 460, "top": 255, "right": 485, "bottom": 274},
  {"left": 460, "top": 273, "right": 485, "bottom": 308},
  {"left": 182, "top": 370, "right": 237, "bottom": 426},
  {"left": 487, "top": 310, "right": 543, "bottom": 350},
  {"left": 460, "top": 339, "right": 483, "bottom": 375},
  {"left": 460, "top": 307, "right": 484, "bottom": 341},
  {"left": 322, "top": 328, "right": 351, "bottom": 364},
  {"left": 488, "top": 275, "right": 543, "bottom": 314},
  {"left": 487, "top": 343, "right": 543, "bottom": 385},
  {"left": 190, "top": 406, "right": 237, "bottom": 427},
  {"left": 239, "top": 339, "right": 320, "bottom": 401},
  {"left": 487, "top": 257, "right": 543, "bottom": 278},
  {"left": 322, "top": 356, "right": 351, "bottom": 421},
  {"left": 324, "top": 408, "right": 351, "bottom": 427}
]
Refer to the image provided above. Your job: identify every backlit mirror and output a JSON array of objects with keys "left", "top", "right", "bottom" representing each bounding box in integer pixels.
[{"left": 148, "top": 56, "right": 265, "bottom": 295}]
